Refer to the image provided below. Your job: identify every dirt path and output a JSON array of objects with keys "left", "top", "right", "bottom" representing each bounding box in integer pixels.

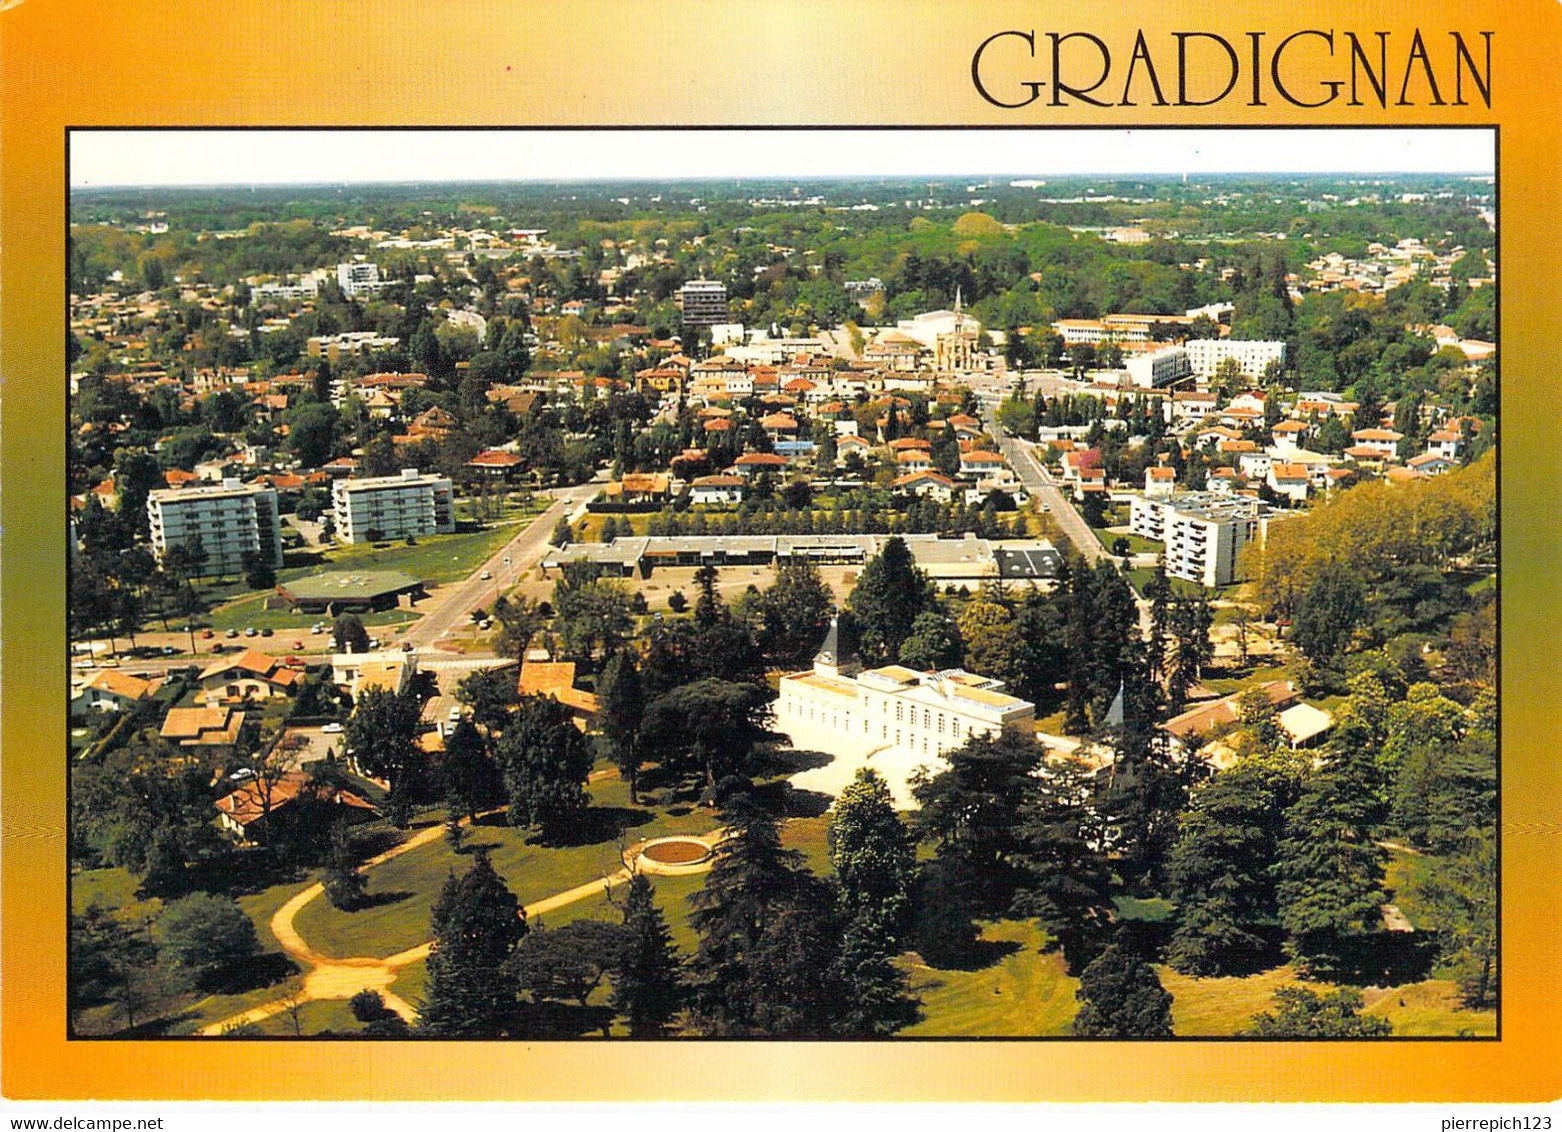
[{"left": 199, "top": 798, "right": 710, "bottom": 1037}]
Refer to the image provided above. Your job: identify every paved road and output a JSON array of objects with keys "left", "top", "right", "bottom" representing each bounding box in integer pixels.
[
  {"left": 403, "top": 481, "right": 599, "bottom": 651},
  {"left": 981, "top": 402, "right": 1105, "bottom": 566}
]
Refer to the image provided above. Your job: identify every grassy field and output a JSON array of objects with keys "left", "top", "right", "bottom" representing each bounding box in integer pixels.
[
  {"left": 1104, "top": 529, "right": 1164, "bottom": 556},
  {"left": 288, "top": 522, "right": 532, "bottom": 585},
  {"left": 1201, "top": 663, "right": 1291, "bottom": 696},
  {"left": 186, "top": 518, "right": 543, "bottom": 634},
  {"left": 1124, "top": 567, "right": 1238, "bottom": 601},
  {"left": 902, "top": 920, "right": 1079, "bottom": 1037},
  {"left": 71, "top": 866, "right": 315, "bottom": 1036},
  {"left": 1160, "top": 964, "right": 1495, "bottom": 1037},
  {"left": 292, "top": 778, "right": 717, "bottom": 960}
]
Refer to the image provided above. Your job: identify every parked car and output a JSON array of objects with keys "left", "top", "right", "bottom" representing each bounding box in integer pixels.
[
  {"left": 321, "top": 722, "right": 344, "bottom": 734},
  {"left": 243, "top": 627, "right": 258, "bottom": 638},
  {"left": 225, "top": 628, "right": 239, "bottom": 639},
  {"left": 260, "top": 627, "right": 273, "bottom": 638},
  {"left": 162, "top": 646, "right": 177, "bottom": 656},
  {"left": 201, "top": 628, "right": 214, "bottom": 639},
  {"left": 310, "top": 624, "right": 324, "bottom": 635},
  {"left": 292, "top": 640, "right": 305, "bottom": 651},
  {"left": 480, "top": 570, "right": 492, "bottom": 580}
]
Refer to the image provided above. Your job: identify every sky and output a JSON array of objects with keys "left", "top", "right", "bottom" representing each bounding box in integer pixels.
[{"left": 69, "top": 128, "right": 1495, "bottom": 189}]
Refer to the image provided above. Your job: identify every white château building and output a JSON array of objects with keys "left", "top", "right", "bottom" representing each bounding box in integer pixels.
[{"left": 776, "top": 615, "right": 1036, "bottom": 808}]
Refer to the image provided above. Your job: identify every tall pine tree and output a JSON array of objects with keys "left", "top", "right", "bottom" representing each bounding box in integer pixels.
[
  {"left": 611, "top": 873, "right": 683, "bottom": 1035},
  {"left": 419, "top": 851, "right": 526, "bottom": 1036}
]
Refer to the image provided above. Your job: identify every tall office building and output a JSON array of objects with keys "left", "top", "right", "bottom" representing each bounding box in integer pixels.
[
  {"left": 678, "top": 279, "right": 728, "bottom": 327},
  {"left": 331, "top": 468, "right": 455, "bottom": 544},
  {"left": 147, "top": 479, "right": 283, "bottom": 577}
]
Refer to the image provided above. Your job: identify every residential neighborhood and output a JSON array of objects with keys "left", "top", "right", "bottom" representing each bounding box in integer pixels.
[{"left": 68, "top": 147, "right": 1496, "bottom": 1042}]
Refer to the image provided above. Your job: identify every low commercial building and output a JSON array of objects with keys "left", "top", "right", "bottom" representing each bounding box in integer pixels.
[
  {"left": 331, "top": 469, "right": 455, "bottom": 543},
  {"left": 147, "top": 479, "right": 282, "bottom": 577},
  {"left": 542, "top": 533, "right": 1063, "bottom": 586},
  {"left": 777, "top": 617, "right": 1036, "bottom": 808},
  {"left": 276, "top": 570, "right": 425, "bottom": 614},
  {"left": 1130, "top": 492, "right": 1278, "bottom": 587}
]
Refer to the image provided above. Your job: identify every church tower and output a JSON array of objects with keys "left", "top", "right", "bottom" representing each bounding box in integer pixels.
[{"left": 813, "top": 610, "right": 861, "bottom": 679}]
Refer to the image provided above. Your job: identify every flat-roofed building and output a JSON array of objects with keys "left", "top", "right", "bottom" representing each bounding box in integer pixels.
[
  {"left": 1184, "top": 338, "right": 1287, "bottom": 380},
  {"left": 331, "top": 468, "right": 455, "bottom": 544},
  {"left": 776, "top": 616, "right": 1036, "bottom": 808},
  {"left": 1125, "top": 345, "right": 1192, "bottom": 389},
  {"left": 678, "top": 279, "right": 728, "bottom": 327},
  {"left": 542, "top": 533, "right": 1062, "bottom": 586},
  {"left": 1130, "top": 491, "right": 1278, "bottom": 587},
  {"left": 147, "top": 478, "right": 282, "bottom": 577}
]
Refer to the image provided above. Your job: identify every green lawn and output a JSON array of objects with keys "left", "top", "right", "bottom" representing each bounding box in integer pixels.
[
  {"left": 1123, "top": 566, "right": 1245, "bottom": 601},
  {"left": 71, "top": 866, "right": 314, "bottom": 1036},
  {"left": 187, "top": 520, "right": 537, "bottom": 631},
  {"left": 1105, "top": 530, "right": 1164, "bottom": 556},
  {"left": 1160, "top": 964, "right": 1494, "bottom": 1037},
  {"left": 1201, "top": 663, "right": 1292, "bottom": 696},
  {"left": 291, "top": 523, "right": 528, "bottom": 585},
  {"left": 292, "top": 779, "right": 716, "bottom": 961},
  {"left": 901, "top": 919, "right": 1079, "bottom": 1037},
  {"left": 246, "top": 996, "right": 364, "bottom": 1037}
]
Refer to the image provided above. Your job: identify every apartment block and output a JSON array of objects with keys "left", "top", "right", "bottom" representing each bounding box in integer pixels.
[
  {"left": 1125, "top": 345, "right": 1192, "bottom": 388},
  {"left": 1130, "top": 491, "right": 1274, "bottom": 588},
  {"left": 147, "top": 479, "right": 283, "bottom": 577},
  {"left": 331, "top": 469, "right": 455, "bottom": 544},
  {"left": 1184, "top": 338, "right": 1287, "bottom": 381},
  {"left": 678, "top": 279, "right": 728, "bottom": 327}
]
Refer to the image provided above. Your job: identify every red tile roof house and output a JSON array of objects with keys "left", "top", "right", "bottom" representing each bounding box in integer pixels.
[
  {"left": 1160, "top": 681, "right": 1300, "bottom": 756},
  {"left": 893, "top": 470, "right": 962, "bottom": 504},
  {"left": 215, "top": 771, "right": 376, "bottom": 844},
  {"left": 689, "top": 474, "right": 746, "bottom": 505},
  {"left": 958, "top": 449, "right": 1008, "bottom": 480},
  {"left": 759, "top": 412, "right": 800, "bottom": 438},
  {"left": 732, "top": 451, "right": 790, "bottom": 476},
  {"left": 71, "top": 669, "right": 163, "bottom": 718},
  {"left": 198, "top": 649, "right": 304, "bottom": 705},
  {"left": 160, "top": 705, "right": 249, "bottom": 756},
  {"left": 466, "top": 449, "right": 525, "bottom": 478},
  {"left": 1060, "top": 448, "right": 1101, "bottom": 483},
  {"left": 1350, "top": 427, "right": 1404, "bottom": 459}
]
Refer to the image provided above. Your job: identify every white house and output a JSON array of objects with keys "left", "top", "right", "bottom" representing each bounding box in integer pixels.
[{"left": 689, "top": 474, "right": 746, "bottom": 505}]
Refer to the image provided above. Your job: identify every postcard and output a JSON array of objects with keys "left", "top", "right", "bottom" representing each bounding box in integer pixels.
[{"left": 2, "top": 0, "right": 1558, "bottom": 1106}]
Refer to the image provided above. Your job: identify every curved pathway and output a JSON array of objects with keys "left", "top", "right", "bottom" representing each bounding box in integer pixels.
[{"left": 200, "top": 803, "right": 718, "bottom": 1036}]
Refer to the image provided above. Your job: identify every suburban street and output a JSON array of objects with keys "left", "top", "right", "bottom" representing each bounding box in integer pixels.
[
  {"left": 403, "top": 479, "right": 599, "bottom": 652},
  {"left": 980, "top": 398, "right": 1106, "bottom": 566}
]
